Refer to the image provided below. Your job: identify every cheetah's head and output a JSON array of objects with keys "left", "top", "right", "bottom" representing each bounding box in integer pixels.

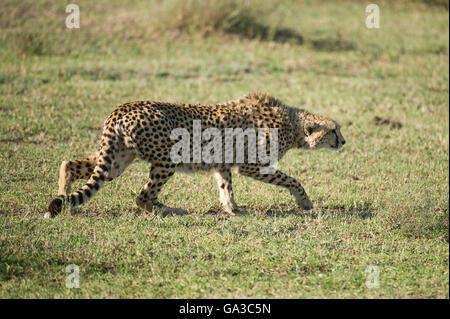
[{"left": 301, "top": 114, "right": 346, "bottom": 151}]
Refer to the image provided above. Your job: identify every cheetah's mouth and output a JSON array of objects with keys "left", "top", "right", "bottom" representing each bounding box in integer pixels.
[
  {"left": 326, "top": 147, "right": 340, "bottom": 153},
  {"left": 328, "top": 145, "right": 341, "bottom": 152},
  {"left": 328, "top": 142, "right": 342, "bottom": 152}
]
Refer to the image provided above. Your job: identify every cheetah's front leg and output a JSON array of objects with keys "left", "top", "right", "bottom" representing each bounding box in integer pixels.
[
  {"left": 135, "top": 163, "right": 187, "bottom": 215},
  {"left": 213, "top": 168, "right": 240, "bottom": 215},
  {"left": 238, "top": 164, "right": 313, "bottom": 210}
]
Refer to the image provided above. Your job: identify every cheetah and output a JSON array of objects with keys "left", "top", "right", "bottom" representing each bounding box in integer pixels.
[{"left": 45, "top": 93, "right": 346, "bottom": 218}]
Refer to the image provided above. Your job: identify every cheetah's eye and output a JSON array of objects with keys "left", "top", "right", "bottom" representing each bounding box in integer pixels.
[{"left": 305, "top": 123, "right": 315, "bottom": 136}]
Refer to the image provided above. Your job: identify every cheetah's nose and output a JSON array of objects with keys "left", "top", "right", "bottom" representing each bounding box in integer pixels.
[{"left": 342, "top": 140, "right": 346, "bottom": 145}]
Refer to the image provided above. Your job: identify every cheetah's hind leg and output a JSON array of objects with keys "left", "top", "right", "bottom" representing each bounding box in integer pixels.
[{"left": 135, "top": 163, "right": 188, "bottom": 216}]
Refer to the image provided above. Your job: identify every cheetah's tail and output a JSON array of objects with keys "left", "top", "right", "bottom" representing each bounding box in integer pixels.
[{"left": 46, "top": 131, "right": 118, "bottom": 217}]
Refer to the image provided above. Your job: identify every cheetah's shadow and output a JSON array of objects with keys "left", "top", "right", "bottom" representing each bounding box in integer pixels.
[{"left": 263, "top": 205, "right": 375, "bottom": 219}]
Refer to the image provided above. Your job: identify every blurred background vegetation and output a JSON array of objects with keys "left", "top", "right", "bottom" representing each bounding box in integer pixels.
[{"left": 1, "top": 0, "right": 448, "bottom": 57}]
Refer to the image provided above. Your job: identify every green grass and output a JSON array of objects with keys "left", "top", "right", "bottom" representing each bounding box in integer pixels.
[{"left": 0, "top": 0, "right": 448, "bottom": 298}]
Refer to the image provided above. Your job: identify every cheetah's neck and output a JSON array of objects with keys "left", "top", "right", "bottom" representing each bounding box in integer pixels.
[{"left": 286, "top": 106, "right": 308, "bottom": 149}]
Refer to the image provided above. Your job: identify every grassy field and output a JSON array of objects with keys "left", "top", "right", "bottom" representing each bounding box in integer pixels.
[{"left": 0, "top": 0, "right": 448, "bottom": 298}]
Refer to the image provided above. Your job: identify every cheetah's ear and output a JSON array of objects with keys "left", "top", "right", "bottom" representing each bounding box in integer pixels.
[{"left": 305, "top": 121, "right": 316, "bottom": 136}]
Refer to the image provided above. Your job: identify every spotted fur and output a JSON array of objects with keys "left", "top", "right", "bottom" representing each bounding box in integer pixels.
[{"left": 45, "top": 93, "right": 345, "bottom": 217}]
